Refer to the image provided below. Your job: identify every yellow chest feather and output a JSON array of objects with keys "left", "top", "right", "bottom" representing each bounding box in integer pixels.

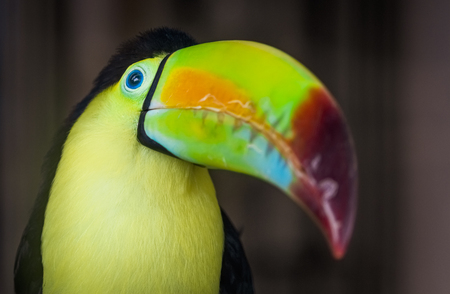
[{"left": 41, "top": 93, "right": 224, "bottom": 293}]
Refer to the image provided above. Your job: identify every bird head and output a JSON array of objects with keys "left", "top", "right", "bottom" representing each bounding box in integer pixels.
[{"left": 91, "top": 28, "right": 357, "bottom": 259}]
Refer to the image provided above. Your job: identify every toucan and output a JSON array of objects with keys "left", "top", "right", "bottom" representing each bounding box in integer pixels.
[{"left": 14, "top": 28, "right": 357, "bottom": 294}]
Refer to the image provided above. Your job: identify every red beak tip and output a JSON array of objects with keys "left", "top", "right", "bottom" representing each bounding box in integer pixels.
[{"left": 330, "top": 242, "right": 347, "bottom": 260}]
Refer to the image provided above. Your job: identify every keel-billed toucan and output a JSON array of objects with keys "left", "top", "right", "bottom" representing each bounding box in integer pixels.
[{"left": 14, "top": 28, "right": 357, "bottom": 293}]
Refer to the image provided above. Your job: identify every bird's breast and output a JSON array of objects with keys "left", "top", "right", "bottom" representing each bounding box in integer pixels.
[{"left": 41, "top": 97, "right": 224, "bottom": 293}]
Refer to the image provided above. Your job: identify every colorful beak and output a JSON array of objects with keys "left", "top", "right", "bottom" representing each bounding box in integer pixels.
[{"left": 138, "top": 41, "right": 357, "bottom": 258}]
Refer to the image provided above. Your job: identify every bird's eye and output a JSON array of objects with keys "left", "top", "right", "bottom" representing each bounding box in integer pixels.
[{"left": 125, "top": 69, "right": 144, "bottom": 90}]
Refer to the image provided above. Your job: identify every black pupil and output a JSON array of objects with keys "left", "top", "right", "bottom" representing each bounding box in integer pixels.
[{"left": 129, "top": 72, "right": 142, "bottom": 87}]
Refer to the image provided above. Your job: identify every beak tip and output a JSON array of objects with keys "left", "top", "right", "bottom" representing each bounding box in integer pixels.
[
  {"left": 329, "top": 211, "right": 355, "bottom": 260},
  {"left": 323, "top": 172, "right": 357, "bottom": 260},
  {"left": 331, "top": 243, "right": 346, "bottom": 260},
  {"left": 329, "top": 208, "right": 355, "bottom": 259},
  {"left": 291, "top": 173, "right": 357, "bottom": 259},
  {"left": 289, "top": 87, "right": 358, "bottom": 259}
]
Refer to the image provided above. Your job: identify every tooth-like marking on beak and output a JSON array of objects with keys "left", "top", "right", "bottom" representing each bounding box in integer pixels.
[
  {"left": 249, "top": 129, "right": 258, "bottom": 143},
  {"left": 259, "top": 110, "right": 268, "bottom": 125},
  {"left": 202, "top": 111, "right": 208, "bottom": 125},
  {"left": 271, "top": 115, "right": 283, "bottom": 130},
  {"left": 150, "top": 103, "right": 305, "bottom": 180},
  {"left": 233, "top": 118, "right": 243, "bottom": 131},
  {"left": 155, "top": 67, "right": 308, "bottom": 181},
  {"left": 217, "top": 112, "right": 225, "bottom": 124},
  {"left": 265, "top": 142, "right": 274, "bottom": 156}
]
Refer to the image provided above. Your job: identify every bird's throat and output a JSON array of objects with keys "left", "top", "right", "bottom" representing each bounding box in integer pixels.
[{"left": 41, "top": 92, "right": 224, "bottom": 293}]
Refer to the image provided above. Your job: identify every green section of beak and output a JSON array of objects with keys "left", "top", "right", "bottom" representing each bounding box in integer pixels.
[
  {"left": 139, "top": 41, "right": 357, "bottom": 258},
  {"left": 150, "top": 41, "right": 320, "bottom": 137}
]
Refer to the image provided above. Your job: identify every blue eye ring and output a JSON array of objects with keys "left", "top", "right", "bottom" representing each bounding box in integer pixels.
[{"left": 125, "top": 69, "right": 144, "bottom": 90}]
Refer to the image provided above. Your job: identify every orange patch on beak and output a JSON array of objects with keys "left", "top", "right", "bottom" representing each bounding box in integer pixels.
[
  {"left": 160, "top": 68, "right": 255, "bottom": 119},
  {"left": 159, "top": 68, "right": 304, "bottom": 175}
]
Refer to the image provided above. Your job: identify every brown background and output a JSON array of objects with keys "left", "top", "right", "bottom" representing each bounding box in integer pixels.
[{"left": 1, "top": 0, "right": 449, "bottom": 293}]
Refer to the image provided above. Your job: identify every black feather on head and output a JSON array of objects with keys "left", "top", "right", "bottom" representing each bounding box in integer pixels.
[{"left": 70, "top": 27, "right": 197, "bottom": 123}]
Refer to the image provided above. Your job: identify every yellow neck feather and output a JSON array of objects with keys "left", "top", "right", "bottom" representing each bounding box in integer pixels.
[{"left": 41, "top": 88, "right": 224, "bottom": 293}]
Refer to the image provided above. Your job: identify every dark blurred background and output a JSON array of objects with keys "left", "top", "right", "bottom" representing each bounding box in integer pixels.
[{"left": 1, "top": 0, "right": 449, "bottom": 293}]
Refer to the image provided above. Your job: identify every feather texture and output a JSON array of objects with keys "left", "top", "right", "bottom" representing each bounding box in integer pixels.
[{"left": 15, "top": 28, "right": 254, "bottom": 294}]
